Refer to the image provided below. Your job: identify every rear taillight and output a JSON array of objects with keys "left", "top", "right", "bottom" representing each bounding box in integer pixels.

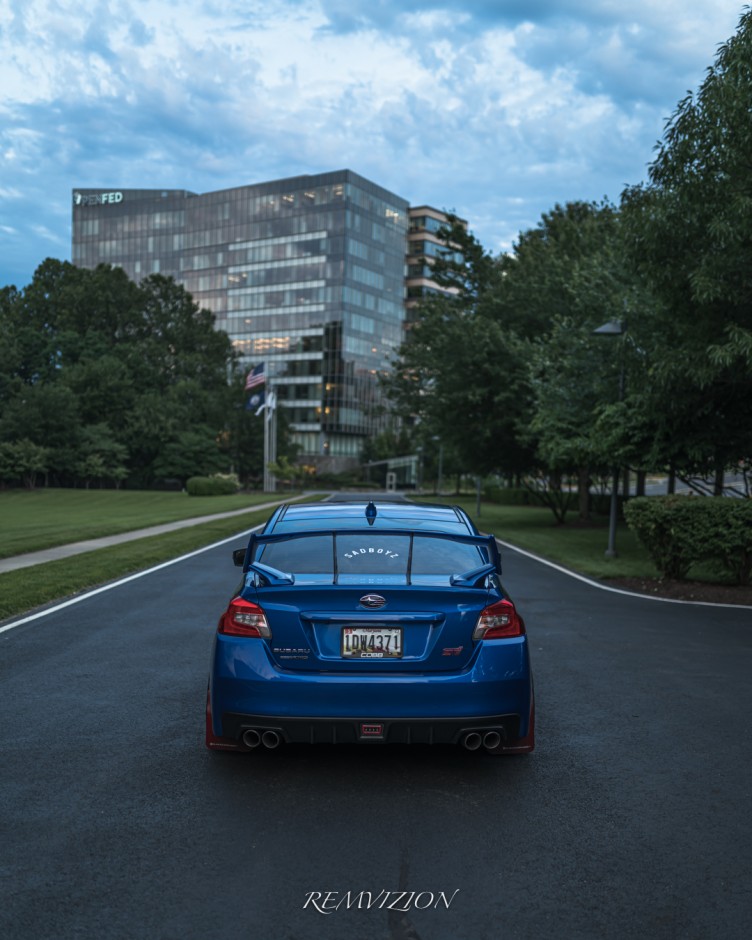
[
  {"left": 219, "top": 597, "right": 271, "bottom": 638},
  {"left": 472, "top": 599, "right": 524, "bottom": 640}
]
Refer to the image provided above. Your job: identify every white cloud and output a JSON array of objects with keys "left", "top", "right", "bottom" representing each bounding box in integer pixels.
[
  {"left": 0, "top": 0, "right": 746, "bottom": 288},
  {"left": 31, "top": 223, "right": 65, "bottom": 243}
]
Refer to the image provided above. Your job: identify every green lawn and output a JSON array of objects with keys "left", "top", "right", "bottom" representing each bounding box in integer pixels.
[
  {"left": 0, "top": 488, "right": 306, "bottom": 559},
  {"left": 417, "top": 496, "right": 660, "bottom": 580},
  {"left": 0, "top": 506, "right": 277, "bottom": 621},
  {"left": 0, "top": 490, "right": 329, "bottom": 621}
]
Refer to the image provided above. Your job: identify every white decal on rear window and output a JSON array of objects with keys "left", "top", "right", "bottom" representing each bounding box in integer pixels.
[{"left": 343, "top": 548, "right": 400, "bottom": 559}]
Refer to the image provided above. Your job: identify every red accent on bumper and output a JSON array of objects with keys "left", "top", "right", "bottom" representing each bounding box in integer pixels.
[
  {"left": 500, "top": 699, "right": 535, "bottom": 753},
  {"left": 205, "top": 687, "right": 242, "bottom": 752}
]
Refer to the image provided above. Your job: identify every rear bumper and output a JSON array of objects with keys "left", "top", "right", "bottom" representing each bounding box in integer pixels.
[
  {"left": 209, "top": 633, "right": 533, "bottom": 745},
  {"left": 220, "top": 712, "right": 521, "bottom": 746}
]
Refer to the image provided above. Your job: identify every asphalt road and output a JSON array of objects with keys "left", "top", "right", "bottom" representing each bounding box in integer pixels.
[{"left": 1, "top": 528, "right": 751, "bottom": 940}]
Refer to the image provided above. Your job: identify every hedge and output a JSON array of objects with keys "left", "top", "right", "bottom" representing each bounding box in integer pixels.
[
  {"left": 624, "top": 495, "right": 752, "bottom": 584},
  {"left": 186, "top": 475, "right": 239, "bottom": 496}
]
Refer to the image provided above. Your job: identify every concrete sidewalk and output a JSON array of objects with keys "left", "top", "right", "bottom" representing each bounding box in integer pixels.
[{"left": 0, "top": 495, "right": 309, "bottom": 574}]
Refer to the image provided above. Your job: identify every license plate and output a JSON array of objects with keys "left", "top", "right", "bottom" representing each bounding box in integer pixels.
[{"left": 341, "top": 626, "right": 403, "bottom": 658}]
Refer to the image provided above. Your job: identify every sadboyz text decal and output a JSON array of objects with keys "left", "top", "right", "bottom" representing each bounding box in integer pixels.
[{"left": 343, "top": 546, "right": 400, "bottom": 560}]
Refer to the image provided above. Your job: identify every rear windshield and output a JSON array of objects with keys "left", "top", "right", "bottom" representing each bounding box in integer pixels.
[{"left": 257, "top": 533, "right": 484, "bottom": 584}]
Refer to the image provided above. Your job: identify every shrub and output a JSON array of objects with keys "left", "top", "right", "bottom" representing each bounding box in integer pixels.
[
  {"left": 186, "top": 475, "right": 239, "bottom": 496},
  {"left": 693, "top": 500, "right": 752, "bottom": 585},
  {"left": 624, "top": 496, "right": 752, "bottom": 584}
]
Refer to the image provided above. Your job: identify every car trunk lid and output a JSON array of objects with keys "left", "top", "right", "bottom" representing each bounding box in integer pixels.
[{"left": 250, "top": 582, "right": 490, "bottom": 672}]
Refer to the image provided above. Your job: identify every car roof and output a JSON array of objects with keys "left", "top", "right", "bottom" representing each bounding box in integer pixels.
[{"left": 268, "top": 501, "right": 477, "bottom": 535}]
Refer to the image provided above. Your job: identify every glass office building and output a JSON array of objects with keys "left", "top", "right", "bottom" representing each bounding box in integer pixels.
[{"left": 71, "top": 170, "right": 409, "bottom": 464}]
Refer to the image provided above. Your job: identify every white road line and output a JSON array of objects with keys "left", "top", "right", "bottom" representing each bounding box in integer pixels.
[
  {"left": 0, "top": 525, "right": 263, "bottom": 635},
  {"left": 496, "top": 539, "right": 752, "bottom": 610}
]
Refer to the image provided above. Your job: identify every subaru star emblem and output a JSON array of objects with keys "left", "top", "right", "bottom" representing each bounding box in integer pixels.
[{"left": 360, "top": 594, "right": 386, "bottom": 609}]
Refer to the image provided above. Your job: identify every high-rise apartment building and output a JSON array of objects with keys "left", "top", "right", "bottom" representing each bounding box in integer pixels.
[
  {"left": 71, "top": 171, "right": 457, "bottom": 467},
  {"left": 406, "top": 206, "right": 466, "bottom": 326}
]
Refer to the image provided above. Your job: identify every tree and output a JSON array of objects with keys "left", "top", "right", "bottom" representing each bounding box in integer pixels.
[
  {"left": 386, "top": 222, "right": 535, "bottom": 480},
  {"left": 493, "top": 201, "right": 620, "bottom": 340},
  {"left": 75, "top": 424, "right": 129, "bottom": 488},
  {"left": 386, "top": 299, "right": 534, "bottom": 479},
  {"left": 0, "top": 440, "right": 50, "bottom": 489},
  {"left": 360, "top": 427, "right": 414, "bottom": 464},
  {"left": 131, "top": 275, "right": 234, "bottom": 397},
  {"left": 620, "top": 11, "right": 752, "bottom": 490},
  {"left": 501, "top": 201, "right": 642, "bottom": 520},
  {"left": 422, "top": 214, "right": 499, "bottom": 306},
  {"left": 151, "top": 428, "right": 226, "bottom": 486},
  {"left": 0, "top": 383, "right": 82, "bottom": 482},
  {"left": 528, "top": 317, "right": 617, "bottom": 521},
  {"left": 62, "top": 355, "right": 137, "bottom": 430},
  {"left": 267, "top": 455, "right": 305, "bottom": 491},
  {"left": 0, "top": 262, "right": 239, "bottom": 488}
]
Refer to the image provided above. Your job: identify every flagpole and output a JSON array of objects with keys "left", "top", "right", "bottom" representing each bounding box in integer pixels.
[
  {"left": 245, "top": 362, "right": 275, "bottom": 493},
  {"left": 263, "top": 398, "right": 270, "bottom": 491},
  {"left": 270, "top": 393, "right": 277, "bottom": 491},
  {"left": 263, "top": 385, "right": 277, "bottom": 492}
]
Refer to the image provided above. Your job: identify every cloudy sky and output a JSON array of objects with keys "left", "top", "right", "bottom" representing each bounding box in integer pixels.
[{"left": 0, "top": 0, "right": 746, "bottom": 289}]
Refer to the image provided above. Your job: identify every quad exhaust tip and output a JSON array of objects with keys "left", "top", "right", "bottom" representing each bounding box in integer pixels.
[{"left": 242, "top": 729, "right": 261, "bottom": 749}]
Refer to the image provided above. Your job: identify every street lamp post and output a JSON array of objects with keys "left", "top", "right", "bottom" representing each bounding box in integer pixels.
[{"left": 593, "top": 318, "right": 626, "bottom": 558}]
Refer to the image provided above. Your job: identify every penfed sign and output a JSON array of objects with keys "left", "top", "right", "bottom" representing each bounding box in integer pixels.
[{"left": 73, "top": 191, "right": 124, "bottom": 207}]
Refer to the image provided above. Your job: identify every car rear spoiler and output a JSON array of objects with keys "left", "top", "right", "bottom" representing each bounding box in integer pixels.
[{"left": 234, "top": 529, "right": 502, "bottom": 582}]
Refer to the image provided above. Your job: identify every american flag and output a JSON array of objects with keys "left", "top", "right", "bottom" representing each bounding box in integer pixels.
[{"left": 245, "top": 363, "right": 265, "bottom": 390}]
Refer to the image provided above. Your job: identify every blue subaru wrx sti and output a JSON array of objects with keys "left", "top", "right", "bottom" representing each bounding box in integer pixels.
[{"left": 206, "top": 500, "right": 534, "bottom": 755}]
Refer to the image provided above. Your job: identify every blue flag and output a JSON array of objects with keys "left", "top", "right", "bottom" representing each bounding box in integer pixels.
[{"left": 246, "top": 388, "right": 265, "bottom": 413}]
